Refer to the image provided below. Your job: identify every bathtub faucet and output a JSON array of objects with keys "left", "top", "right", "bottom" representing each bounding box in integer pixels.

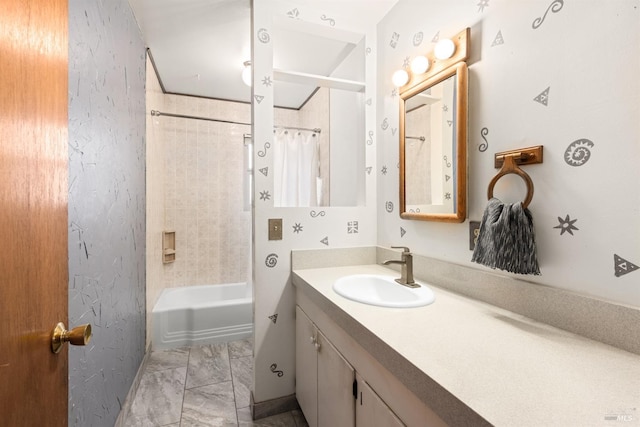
[{"left": 383, "top": 246, "right": 419, "bottom": 288}]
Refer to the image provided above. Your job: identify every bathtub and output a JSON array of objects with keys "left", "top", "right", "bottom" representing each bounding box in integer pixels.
[{"left": 152, "top": 282, "right": 253, "bottom": 350}]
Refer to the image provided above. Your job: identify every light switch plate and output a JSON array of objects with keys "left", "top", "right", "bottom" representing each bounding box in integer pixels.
[
  {"left": 268, "top": 218, "right": 283, "bottom": 240},
  {"left": 469, "top": 221, "right": 480, "bottom": 251}
]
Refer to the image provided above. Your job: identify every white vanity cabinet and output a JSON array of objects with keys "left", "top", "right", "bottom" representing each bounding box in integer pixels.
[
  {"left": 355, "top": 373, "right": 404, "bottom": 427},
  {"left": 296, "top": 306, "right": 355, "bottom": 427}
]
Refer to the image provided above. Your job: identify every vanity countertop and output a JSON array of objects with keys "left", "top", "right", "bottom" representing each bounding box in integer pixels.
[{"left": 292, "top": 264, "right": 640, "bottom": 427}]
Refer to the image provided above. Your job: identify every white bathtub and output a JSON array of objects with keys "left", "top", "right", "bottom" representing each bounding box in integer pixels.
[{"left": 152, "top": 282, "right": 253, "bottom": 350}]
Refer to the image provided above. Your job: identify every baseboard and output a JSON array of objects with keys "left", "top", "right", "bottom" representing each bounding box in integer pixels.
[{"left": 250, "top": 392, "right": 300, "bottom": 420}]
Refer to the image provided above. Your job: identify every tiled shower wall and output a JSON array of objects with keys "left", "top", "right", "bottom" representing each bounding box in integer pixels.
[
  {"left": 147, "top": 90, "right": 252, "bottom": 290},
  {"left": 68, "top": 0, "right": 146, "bottom": 425}
]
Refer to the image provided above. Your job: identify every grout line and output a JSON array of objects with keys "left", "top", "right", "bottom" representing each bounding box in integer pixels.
[{"left": 178, "top": 347, "right": 191, "bottom": 426}]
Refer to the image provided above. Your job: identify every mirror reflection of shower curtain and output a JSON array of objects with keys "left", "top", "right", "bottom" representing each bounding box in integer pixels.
[{"left": 273, "top": 129, "right": 320, "bottom": 207}]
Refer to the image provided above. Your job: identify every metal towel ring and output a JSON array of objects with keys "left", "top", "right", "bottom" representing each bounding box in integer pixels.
[{"left": 487, "top": 154, "right": 535, "bottom": 209}]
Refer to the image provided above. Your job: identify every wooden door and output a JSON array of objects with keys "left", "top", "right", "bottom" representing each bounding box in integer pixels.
[
  {"left": 295, "top": 306, "right": 319, "bottom": 427},
  {"left": 317, "top": 329, "right": 355, "bottom": 427},
  {"left": 0, "top": 0, "right": 69, "bottom": 425}
]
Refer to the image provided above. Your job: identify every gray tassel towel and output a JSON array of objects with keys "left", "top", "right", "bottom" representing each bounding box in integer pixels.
[{"left": 472, "top": 197, "right": 540, "bottom": 275}]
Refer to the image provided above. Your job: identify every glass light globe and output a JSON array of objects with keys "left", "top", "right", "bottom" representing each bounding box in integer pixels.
[
  {"left": 392, "top": 69, "right": 409, "bottom": 87},
  {"left": 410, "top": 56, "right": 430, "bottom": 74},
  {"left": 434, "top": 39, "right": 456, "bottom": 60}
]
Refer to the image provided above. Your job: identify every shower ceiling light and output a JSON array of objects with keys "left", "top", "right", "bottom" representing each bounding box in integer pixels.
[{"left": 242, "top": 61, "right": 252, "bottom": 86}]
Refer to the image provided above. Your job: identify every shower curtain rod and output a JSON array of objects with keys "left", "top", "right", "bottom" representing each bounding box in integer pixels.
[{"left": 151, "top": 110, "right": 321, "bottom": 134}]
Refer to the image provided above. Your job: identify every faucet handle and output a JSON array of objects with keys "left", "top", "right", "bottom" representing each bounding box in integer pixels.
[{"left": 391, "top": 246, "right": 411, "bottom": 253}]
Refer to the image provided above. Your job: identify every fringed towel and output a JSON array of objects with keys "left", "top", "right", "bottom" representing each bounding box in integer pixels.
[{"left": 472, "top": 198, "right": 540, "bottom": 275}]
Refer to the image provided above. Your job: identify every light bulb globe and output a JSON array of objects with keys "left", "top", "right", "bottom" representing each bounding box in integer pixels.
[
  {"left": 410, "top": 56, "right": 430, "bottom": 74},
  {"left": 392, "top": 69, "right": 409, "bottom": 87}
]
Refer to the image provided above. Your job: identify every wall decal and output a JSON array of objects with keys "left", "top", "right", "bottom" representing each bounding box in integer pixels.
[
  {"left": 392, "top": 127, "right": 397, "bottom": 135},
  {"left": 381, "top": 165, "right": 388, "bottom": 175},
  {"left": 381, "top": 118, "right": 389, "bottom": 130},
  {"left": 391, "top": 88, "right": 398, "bottom": 97},
  {"left": 254, "top": 95, "right": 265, "bottom": 104},
  {"left": 366, "top": 166, "right": 373, "bottom": 175},
  {"left": 366, "top": 98, "right": 372, "bottom": 106},
  {"left": 366, "top": 47, "right": 372, "bottom": 55},
  {"left": 347, "top": 221, "right": 359, "bottom": 234},
  {"left": 270, "top": 363, "right": 284, "bottom": 377},
  {"left": 431, "top": 31, "right": 440, "bottom": 43},
  {"left": 310, "top": 210, "right": 326, "bottom": 218},
  {"left": 479, "top": 127, "right": 489, "bottom": 152},
  {"left": 287, "top": 8, "right": 299, "bottom": 19},
  {"left": 292, "top": 223, "right": 303, "bottom": 233},
  {"left": 262, "top": 76, "right": 272, "bottom": 86},
  {"left": 442, "top": 105, "right": 448, "bottom": 112},
  {"left": 257, "top": 142, "right": 271, "bottom": 157},
  {"left": 402, "top": 56, "right": 411, "bottom": 68},
  {"left": 477, "top": 0, "right": 489, "bottom": 12},
  {"left": 400, "top": 227, "right": 406, "bottom": 237},
  {"left": 532, "top": 0, "right": 564, "bottom": 29},
  {"left": 447, "top": 120, "right": 453, "bottom": 127},
  {"left": 491, "top": 30, "right": 504, "bottom": 47},
  {"left": 614, "top": 254, "right": 639, "bottom": 278},
  {"left": 390, "top": 32, "right": 400, "bottom": 48},
  {"left": 413, "top": 32, "right": 424, "bottom": 46},
  {"left": 259, "top": 167, "right": 269, "bottom": 176},
  {"left": 367, "top": 130, "right": 374, "bottom": 145},
  {"left": 554, "top": 215, "right": 579, "bottom": 235},
  {"left": 443, "top": 156, "right": 451, "bottom": 167},
  {"left": 445, "top": 192, "right": 452, "bottom": 200},
  {"left": 265, "top": 253, "right": 278, "bottom": 268},
  {"left": 257, "top": 28, "right": 271, "bottom": 43},
  {"left": 385, "top": 201, "right": 394, "bottom": 213},
  {"left": 320, "top": 237, "right": 329, "bottom": 246},
  {"left": 564, "top": 139, "right": 594, "bottom": 167},
  {"left": 445, "top": 175, "right": 451, "bottom": 182},
  {"left": 268, "top": 314, "right": 278, "bottom": 324},
  {"left": 259, "top": 190, "right": 271, "bottom": 201},
  {"left": 320, "top": 14, "right": 336, "bottom": 26},
  {"left": 408, "top": 208, "right": 421, "bottom": 213},
  {"left": 533, "top": 87, "right": 550, "bottom": 106}
]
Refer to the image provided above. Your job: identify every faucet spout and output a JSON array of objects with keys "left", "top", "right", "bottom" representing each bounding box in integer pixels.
[{"left": 383, "top": 246, "right": 419, "bottom": 288}]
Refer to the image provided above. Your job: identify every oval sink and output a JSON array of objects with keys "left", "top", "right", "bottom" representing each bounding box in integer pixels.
[{"left": 332, "top": 274, "right": 435, "bottom": 308}]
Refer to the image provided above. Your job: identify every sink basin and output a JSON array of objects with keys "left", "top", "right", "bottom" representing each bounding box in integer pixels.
[{"left": 332, "top": 274, "right": 435, "bottom": 308}]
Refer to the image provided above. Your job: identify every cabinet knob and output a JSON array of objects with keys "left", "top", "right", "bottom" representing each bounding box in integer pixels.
[
  {"left": 314, "top": 342, "right": 321, "bottom": 351},
  {"left": 309, "top": 336, "right": 315, "bottom": 344}
]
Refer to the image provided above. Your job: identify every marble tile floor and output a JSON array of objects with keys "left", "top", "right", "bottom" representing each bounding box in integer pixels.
[{"left": 123, "top": 338, "right": 308, "bottom": 427}]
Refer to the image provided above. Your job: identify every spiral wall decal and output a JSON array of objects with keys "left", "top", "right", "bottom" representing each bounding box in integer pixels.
[
  {"left": 257, "top": 142, "right": 271, "bottom": 157},
  {"left": 381, "top": 118, "right": 389, "bottom": 130},
  {"left": 265, "top": 253, "right": 278, "bottom": 268},
  {"left": 270, "top": 363, "right": 284, "bottom": 377},
  {"left": 479, "top": 127, "right": 489, "bottom": 152},
  {"left": 367, "top": 131, "right": 374, "bottom": 145},
  {"left": 257, "top": 28, "right": 271, "bottom": 43},
  {"left": 532, "top": 0, "right": 564, "bottom": 29},
  {"left": 564, "top": 139, "right": 594, "bottom": 167},
  {"left": 320, "top": 14, "right": 336, "bottom": 26},
  {"left": 310, "top": 210, "right": 326, "bottom": 218},
  {"left": 413, "top": 32, "right": 424, "bottom": 46}
]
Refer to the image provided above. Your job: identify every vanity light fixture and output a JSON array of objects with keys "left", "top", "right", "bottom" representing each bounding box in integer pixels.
[
  {"left": 410, "top": 56, "right": 430, "bottom": 75},
  {"left": 242, "top": 60, "right": 252, "bottom": 86},
  {"left": 434, "top": 38, "right": 456, "bottom": 60},
  {"left": 392, "top": 69, "right": 409, "bottom": 87}
]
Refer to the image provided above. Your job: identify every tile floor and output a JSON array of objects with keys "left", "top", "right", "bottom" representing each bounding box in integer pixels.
[{"left": 123, "top": 338, "right": 308, "bottom": 427}]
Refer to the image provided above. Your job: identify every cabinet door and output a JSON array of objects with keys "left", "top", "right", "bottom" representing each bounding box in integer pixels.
[
  {"left": 356, "top": 373, "right": 405, "bottom": 427},
  {"left": 296, "top": 306, "right": 319, "bottom": 427},
  {"left": 317, "top": 330, "right": 355, "bottom": 427}
]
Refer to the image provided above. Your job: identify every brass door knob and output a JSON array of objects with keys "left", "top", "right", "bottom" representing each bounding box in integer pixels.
[{"left": 51, "top": 322, "right": 92, "bottom": 354}]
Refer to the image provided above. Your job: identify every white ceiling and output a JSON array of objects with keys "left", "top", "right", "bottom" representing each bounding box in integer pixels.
[{"left": 127, "top": 0, "right": 397, "bottom": 109}]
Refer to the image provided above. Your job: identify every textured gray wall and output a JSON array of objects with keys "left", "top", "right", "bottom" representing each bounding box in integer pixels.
[{"left": 68, "top": 0, "right": 146, "bottom": 425}]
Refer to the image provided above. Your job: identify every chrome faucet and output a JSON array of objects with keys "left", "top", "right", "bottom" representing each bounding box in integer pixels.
[{"left": 383, "top": 246, "right": 419, "bottom": 288}]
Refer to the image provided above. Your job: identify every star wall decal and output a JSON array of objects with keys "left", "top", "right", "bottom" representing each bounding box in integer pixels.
[
  {"left": 292, "top": 223, "right": 303, "bottom": 233},
  {"left": 445, "top": 192, "right": 452, "bottom": 200},
  {"left": 477, "top": 0, "right": 489, "bottom": 12},
  {"left": 262, "top": 76, "right": 272, "bottom": 86},
  {"left": 259, "top": 190, "right": 271, "bottom": 201},
  {"left": 381, "top": 166, "right": 388, "bottom": 175},
  {"left": 554, "top": 215, "right": 579, "bottom": 235},
  {"left": 402, "top": 56, "right": 411, "bottom": 68}
]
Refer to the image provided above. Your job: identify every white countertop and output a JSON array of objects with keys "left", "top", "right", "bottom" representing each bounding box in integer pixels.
[{"left": 292, "top": 264, "right": 640, "bottom": 427}]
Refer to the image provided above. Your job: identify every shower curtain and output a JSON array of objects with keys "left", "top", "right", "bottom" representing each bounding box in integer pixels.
[{"left": 273, "top": 129, "right": 320, "bottom": 207}]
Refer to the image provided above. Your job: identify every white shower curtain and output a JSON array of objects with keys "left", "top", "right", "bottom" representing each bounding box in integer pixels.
[{"left": 273, "top": 129, "right": 320, "bottom": 207}]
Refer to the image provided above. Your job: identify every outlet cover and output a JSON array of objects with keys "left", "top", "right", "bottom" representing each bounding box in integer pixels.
[
  {"left": 469, "top": 221, "right": 480, "bottom": 251},
  {"left": 268, "top": 218, "right": 283, "bottom": 240}
]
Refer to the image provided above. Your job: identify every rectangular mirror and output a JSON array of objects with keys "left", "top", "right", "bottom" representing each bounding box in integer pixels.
[
  {"left": 271, "top": 17, "right": 366, "bottom": 207},
  {"left": 399, "top": 59, "right": 467, "bottom": 222}
]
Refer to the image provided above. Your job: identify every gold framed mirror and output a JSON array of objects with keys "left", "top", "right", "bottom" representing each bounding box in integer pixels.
[{"left": 399, "top": 29, "right": 469, "bottom": 222}]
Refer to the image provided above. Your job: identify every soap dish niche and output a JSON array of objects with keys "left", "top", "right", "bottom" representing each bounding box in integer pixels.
[{"left": 163, "top": 231, "right": 176, "bottom": 264}]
